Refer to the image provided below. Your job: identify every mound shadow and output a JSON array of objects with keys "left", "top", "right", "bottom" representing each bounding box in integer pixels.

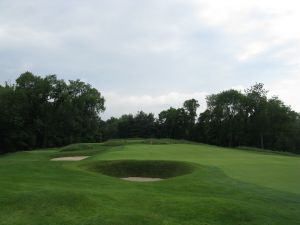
[{"left": 85, "top": 160, "right": 195, "bottom": 179}]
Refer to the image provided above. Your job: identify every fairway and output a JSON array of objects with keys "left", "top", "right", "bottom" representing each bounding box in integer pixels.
[{"left": 0, "top": 141, "right": 299, "bottom": 225}]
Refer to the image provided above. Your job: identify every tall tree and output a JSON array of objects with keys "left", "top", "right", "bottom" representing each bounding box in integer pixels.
[
  {"left": 198, "top": 90, "right": 246, "bottom": 147},
  {"left": 183, "top": 99, "right": 200, "bottom": 140},
  {"left": 245, "top": 83, "right": 268, "bottom": 149},
  {"left": 183, "top": 99, "right": 200, "bottom": 125},
  {"left": 158, "top": 107, "right": 189, "bottom": 139}
]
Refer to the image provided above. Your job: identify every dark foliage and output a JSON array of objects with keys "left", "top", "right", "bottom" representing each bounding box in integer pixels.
[
  {"left": 195, "top": 84, "right": 300, "bottom": 153},
  {"left": 0, "top": 72, "right": 105, "bottom": 153}
]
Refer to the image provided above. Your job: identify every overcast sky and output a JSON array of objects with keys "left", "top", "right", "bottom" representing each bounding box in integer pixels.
[{"left": 1, "top": 0, "right": 300, "bottom": 119}]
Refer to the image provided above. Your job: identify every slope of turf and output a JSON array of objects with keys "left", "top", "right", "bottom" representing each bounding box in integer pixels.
[{"left": 0, "top": 141, "right": 299, "bottom": 225}]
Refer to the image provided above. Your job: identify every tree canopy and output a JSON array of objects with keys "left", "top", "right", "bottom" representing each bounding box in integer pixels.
[{"left": 0, "top": 72, "right": 105, "bottom": 152}]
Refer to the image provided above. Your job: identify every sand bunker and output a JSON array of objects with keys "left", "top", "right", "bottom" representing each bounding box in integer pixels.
[
  {"left": 51, "top": 156, "right": 90, "bottom": 161},
  {"left": 87, "top": 160, "right": 194, "bottom": 181},
  {"left": 121, "top": 177, "right": 163, "bottom": 182}
]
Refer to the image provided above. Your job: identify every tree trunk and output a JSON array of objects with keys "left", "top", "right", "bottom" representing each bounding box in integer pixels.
[
  {"left": 228, "top": 132, "right": 232, "bottom": 147},
  {"left": 260, "top": 132, "right": 264, "bottom": 149}
]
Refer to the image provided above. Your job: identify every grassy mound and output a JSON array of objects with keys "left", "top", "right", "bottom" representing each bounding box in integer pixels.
[
  {"left": 102, "top": 138, "right": 195, "bottom": 146},
  {"left": 141, "top": 139, "right": 196, "bottom": 145},
  {"left": 52, "top": 143, "right": 111, "bottom": 158},
  {"left": 85, "top": 160, "right": 195, "bottom": 178},
  {"left": 60, "top": 143, "right": 99, "bottom": 151}
]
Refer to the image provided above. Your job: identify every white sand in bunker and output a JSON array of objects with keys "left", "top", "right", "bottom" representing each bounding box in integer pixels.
[
  {"left": 121, "top": 177, "right": 163, "bottom": 182},
  {"left": 51, "top": 156, "right": 90, "bottom": 161}
]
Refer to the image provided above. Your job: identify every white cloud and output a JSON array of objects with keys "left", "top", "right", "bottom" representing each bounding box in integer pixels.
[
  {"left": 193, "top": 0, "right": 300, "bottom": 63},
  {"left": 237, "top": 41, "right": 267, "bottom": 62},
  {"left": 101, "top": 91, "right": 207, "bottom": 119},
  {"left": 230, "top": 81, "right": 300, "bottom": 113},
  {"left": 267, "top": 74, "right": 300, "bottom": 112}
]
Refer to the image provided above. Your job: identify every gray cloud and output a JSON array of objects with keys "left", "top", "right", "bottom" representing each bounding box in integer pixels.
[{"left": 1, "top": 0, "right": 300, "bottom": 116}]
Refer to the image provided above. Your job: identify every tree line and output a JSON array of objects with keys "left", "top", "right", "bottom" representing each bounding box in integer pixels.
[
  {"left": 1, "top": 73, "right": 299, "bottom": 154},
  {"left": 102, "top": 85, "right": 300, "bottom": 153}
]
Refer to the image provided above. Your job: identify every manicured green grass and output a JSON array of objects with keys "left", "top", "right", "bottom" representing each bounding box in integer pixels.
[{"left": 0, "top": 141, "right": 299, "bottom": 225}]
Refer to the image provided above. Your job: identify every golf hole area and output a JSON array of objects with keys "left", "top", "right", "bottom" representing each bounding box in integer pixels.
[{"left": 87, "top": 160, "right": 194, "bottom": 182}]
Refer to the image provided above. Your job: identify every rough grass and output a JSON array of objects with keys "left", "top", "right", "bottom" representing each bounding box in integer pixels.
[{"left": 0, "top": 140, "right": 299, "bottom": 225}]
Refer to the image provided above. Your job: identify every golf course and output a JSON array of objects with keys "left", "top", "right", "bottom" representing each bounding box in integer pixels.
[
  {"left": 2, "top": 0, "right": 300, "bottom": 224},
  {"left": 0, "top": 139, "right": 299, "bottom": 225}
]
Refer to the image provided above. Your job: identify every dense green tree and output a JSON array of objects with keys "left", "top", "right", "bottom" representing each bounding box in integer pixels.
[
  {"left": 117, "top": 114, "right": 135, "bottom": 138},
  {"left": 263, "top": 97, "right": 298, "bottom": 151},
  {"left": 199, "top": 89, "right": 246, "bottom": 147},
  {"left": 183, "top": 99, "right": 200, "bottom": 139},
  {"left": 244, "top": 83, "right": 269, "bottom": 149},
  {"left": 0, "top": 84, "right": 26, "bottom": 151},
  {"left": 157, "top": 107, "right": 189, "bottom": 139},
  {"left": 183, "top": 99, "right": 200, "bottom": 125},
  {"left": 101, "top": 117, "right": 119, "bottom": 140},
  {"left": 133, "top": 111, "right": 156, "bottom": 138},
  {"left": 196, "top": 84, "right": 300, "bottom": 153},
  {"left": 0, "top": 72, "right": 105, "bottom": 153},
  {"left": 105, "top": 112, "right": 156, "bottom": 139}
]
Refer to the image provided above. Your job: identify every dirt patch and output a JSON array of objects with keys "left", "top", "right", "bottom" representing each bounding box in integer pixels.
[
  {"left": 121, "top": 177, "right": 163, "bottom": 182},
  {"left": 51, "top": 156, "right": 90, "bottom": 161}
]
